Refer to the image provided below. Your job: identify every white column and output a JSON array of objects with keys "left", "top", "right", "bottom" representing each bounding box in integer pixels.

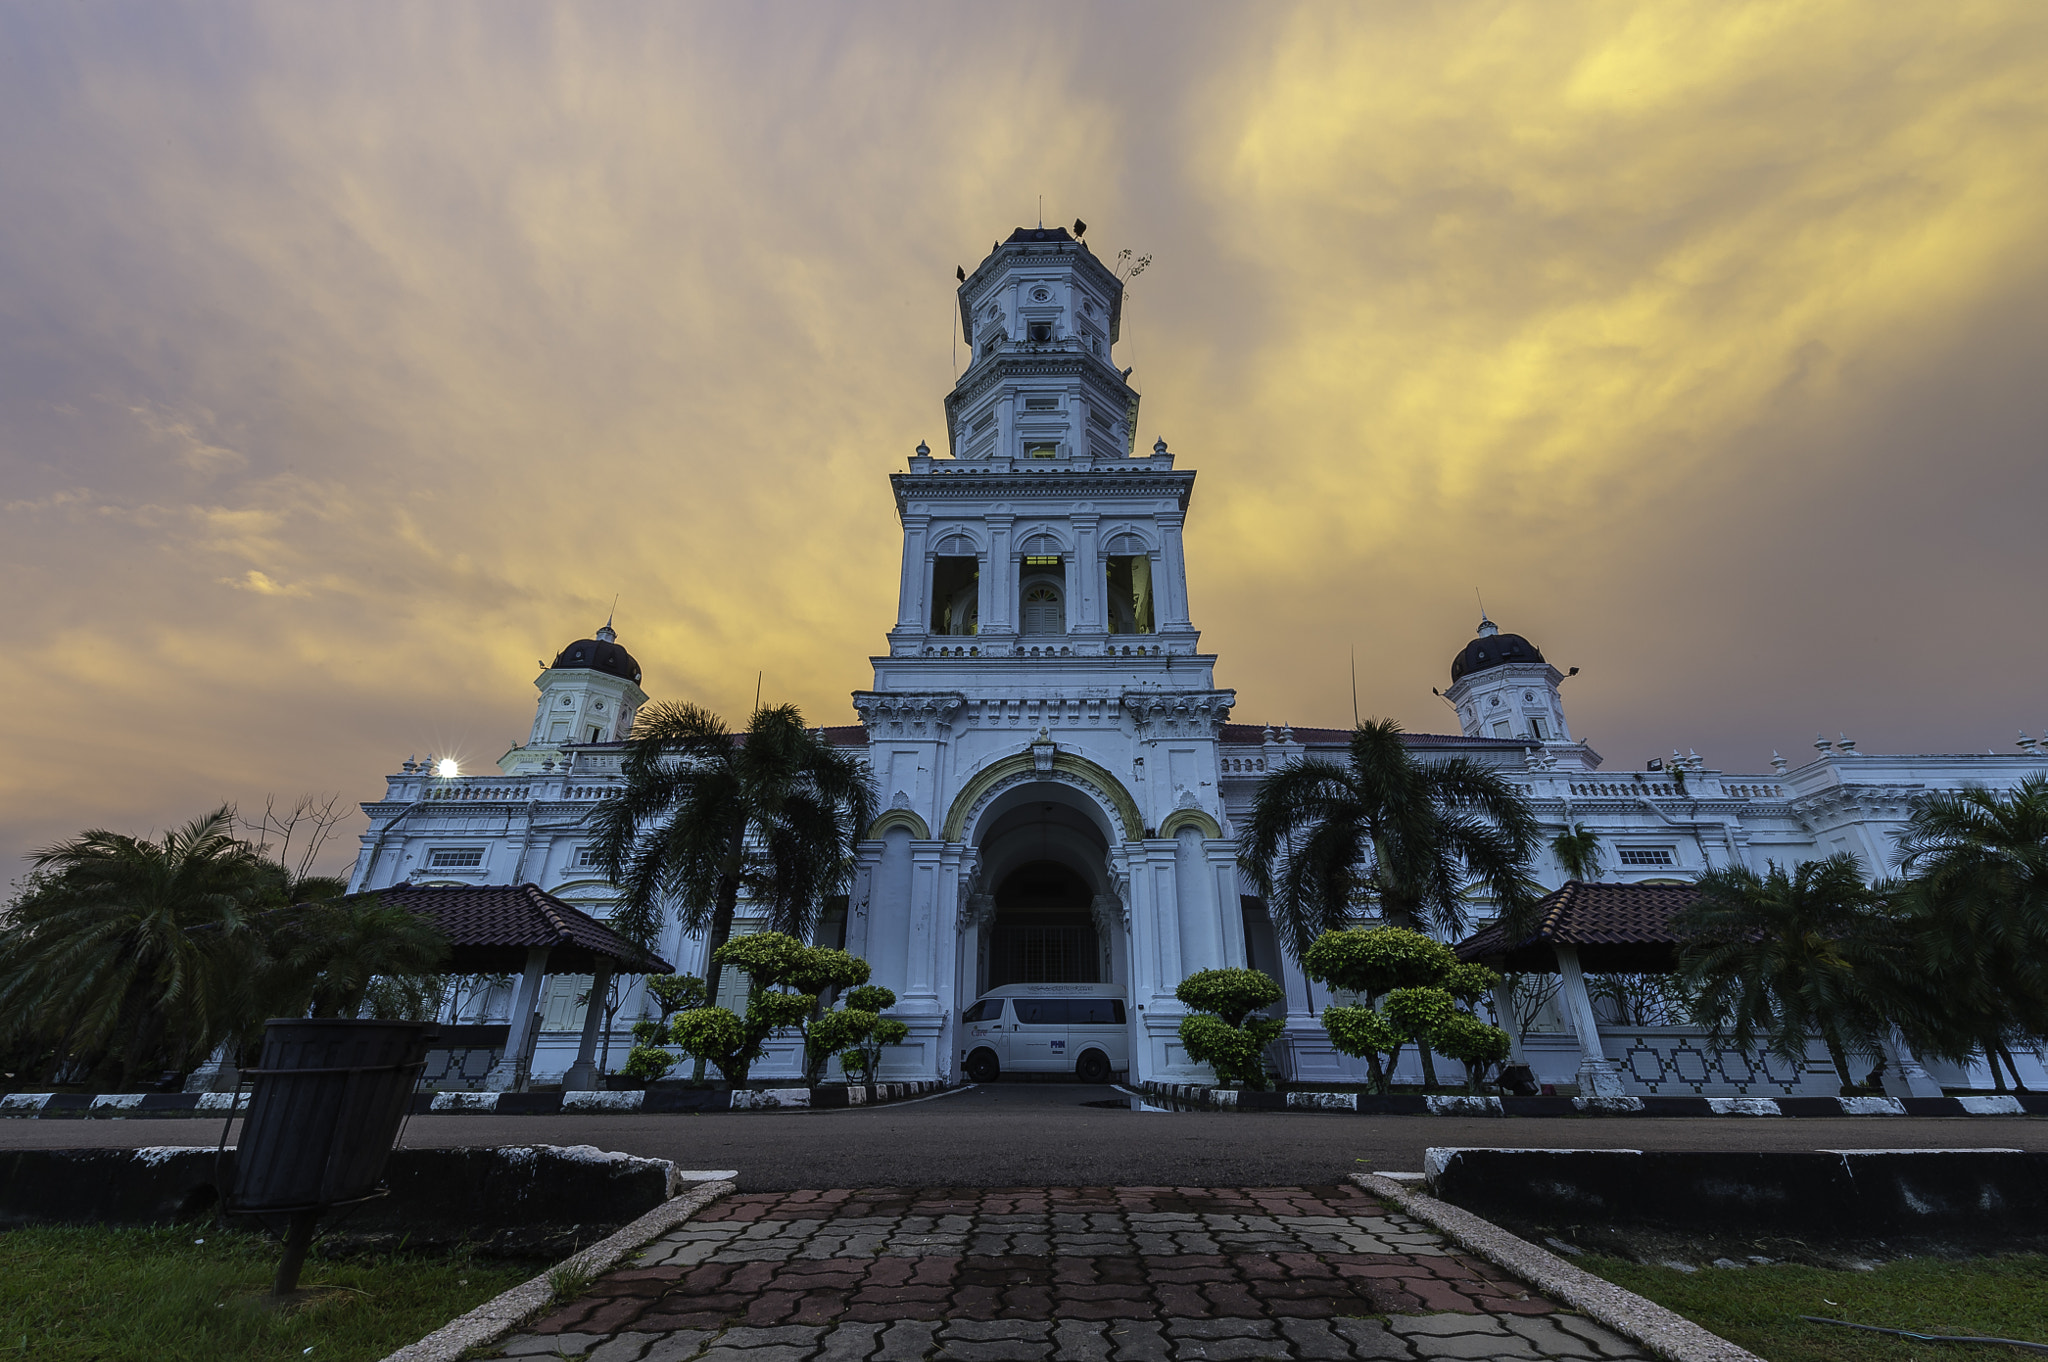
[
  {"left": 182, "top": 1041, "right": 239, "bottom": 1094},
  {"left": 1072, "top": 513, "right": 1103, "bottom": 633},
  {"left": 1879, "top": 1027, "right": 1946, "bottom": 1099},
  {"left": 1174, "top": 829, "right": 1225, "bottom": 975},
  {"left": 895, "top": 514, "right": 930, "bottom": 632},
  {"left": 487, "top": 946, "right": 551, "bottom": 1092},
  {"left": 1553, "top": 945, "right": 1626, "bottom": 1099},
  {"left": 561, "top": 962, "right": 614, "bottom": 1092},
  {"left": 984, "top": 515, "right": 1016, "bottom": 636},
  {"left": 1490, "top": 983, "right": 1529, "bottom": 1065},
  {"left": 1157, "top": 514, "right": 1192, "bottom": 630},
  {"left": 1208, "top": 846, "right": 1247, "bottom": 970}
]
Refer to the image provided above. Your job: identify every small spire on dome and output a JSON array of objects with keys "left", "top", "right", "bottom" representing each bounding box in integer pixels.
[
  {"left": 1153, "top": 437, "right": 1168, "bottom": 455},
  {"left": 915, "top": 439, "right": 930, "bottom": 457},
  {"left": 597, "top": 595, "right": 618, "bottom": 643}
]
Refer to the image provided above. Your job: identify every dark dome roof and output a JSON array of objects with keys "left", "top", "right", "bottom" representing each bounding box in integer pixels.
[
  {"left": 1450, "top": 619, "right": 1545, "bottom": 683},
  {"left": 551, "top": 625, "right": 641, "bottom": 684}
]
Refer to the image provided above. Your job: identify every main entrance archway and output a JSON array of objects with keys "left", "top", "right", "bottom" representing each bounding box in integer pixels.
[{"left": 961, "top": 779, "right": 1128, "bottom": 1000}]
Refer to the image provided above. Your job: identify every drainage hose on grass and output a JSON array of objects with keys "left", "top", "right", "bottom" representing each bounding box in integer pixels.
[{"left": 1801, "top": 1317, "right": 2048, "bottom": 1354}]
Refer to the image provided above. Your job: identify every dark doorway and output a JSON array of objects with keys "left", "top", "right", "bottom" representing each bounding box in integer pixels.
[{"left": 987, "top": 859, "right": 1099, "bottom": 986}]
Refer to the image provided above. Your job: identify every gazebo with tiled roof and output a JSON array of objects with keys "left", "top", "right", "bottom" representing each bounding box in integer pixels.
[
  {"left": 1454, "top": 881, "right": 1700, "bottom": 1100},
  {"left": 1455, "top": 881, "right": 1701, "bottom": 975},
  {"left": 363, "top": 883, "right": 673, "bottom": 1093}
]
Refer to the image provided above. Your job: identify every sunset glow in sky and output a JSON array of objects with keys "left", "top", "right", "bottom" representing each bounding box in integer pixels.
[{"left": 4, "top": 3, "right": 2046, "bottom": 876}]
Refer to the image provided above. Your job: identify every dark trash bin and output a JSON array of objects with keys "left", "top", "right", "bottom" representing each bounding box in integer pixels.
[{"left": 229, "top": 1018, "right": 431, "bottom": 1294}]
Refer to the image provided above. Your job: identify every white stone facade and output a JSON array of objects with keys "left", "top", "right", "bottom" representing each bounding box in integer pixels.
[{"left": 346, "top": 225, "right": 2048, "bottom": 1089}]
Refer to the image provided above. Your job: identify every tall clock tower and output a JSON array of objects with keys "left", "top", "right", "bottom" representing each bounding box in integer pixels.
[{"left": 847, "top": 225, "right": 1243, "bottom": 1084}]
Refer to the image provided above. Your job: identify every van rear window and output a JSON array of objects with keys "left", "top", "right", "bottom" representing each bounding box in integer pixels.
[
  {"left": 963, "top": 999, "right": 1003, "bottom": 1023},
  {"left": 1012, "top": 999, "right": 1126, "bottom": 1026}
]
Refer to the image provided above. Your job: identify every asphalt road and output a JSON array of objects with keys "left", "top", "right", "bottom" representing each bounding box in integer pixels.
[{"left": 6, "top": 1082, "right": 2043, "bottom": 1190}]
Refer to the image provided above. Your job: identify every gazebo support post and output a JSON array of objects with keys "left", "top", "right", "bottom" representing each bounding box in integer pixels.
[
  {"left": 562, "top": 963, "right": 615, "bottom": 1092},
  {"left": 1879, "top": 1026, "right": 1945, "bottom": 1099},
  {"left": 1553, "top": 944, "right": 1627, "bottom": 1100},
  {"left": 487, "top": 946, "right": 552, "bottom": 1092},
  {"left": 1488, "top": 982, "right": 1528, "bottom": 1067}
]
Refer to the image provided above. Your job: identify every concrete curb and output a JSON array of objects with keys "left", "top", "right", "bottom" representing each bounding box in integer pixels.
[
  {"left": 1142, "top": 1081, "right": 2048, "bottom": 1118},
  {"left": 1352, "top": 1172, "right": 1761, "bottom": 1362},
  {"left": 0, "top": 1081, "right": 949, "bottom": 1119},
  {"left": 378, "top": 1176, "right": 734, "bottom": 1362}
]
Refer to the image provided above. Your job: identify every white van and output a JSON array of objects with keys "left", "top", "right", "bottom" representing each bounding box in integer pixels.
[{"left": 959, "top": 984, "right": 1129, "bottom": 1084}]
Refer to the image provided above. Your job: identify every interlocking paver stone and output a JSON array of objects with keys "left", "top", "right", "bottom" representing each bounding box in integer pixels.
[{"left": 504, "top": 1186, "right": 1653, "bottom": 1361}]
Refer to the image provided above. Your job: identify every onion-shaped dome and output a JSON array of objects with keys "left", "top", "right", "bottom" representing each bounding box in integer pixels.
[
  {"left": 1450, "top": 618, "right": 1544, "bottom": 683},
  {"left": 550, "top": 624, "right": 641, "bottom": 684}
]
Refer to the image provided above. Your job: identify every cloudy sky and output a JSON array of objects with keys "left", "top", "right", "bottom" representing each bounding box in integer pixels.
[{"left": 4, "top": 2, "right": 2045, "bottom": 878}]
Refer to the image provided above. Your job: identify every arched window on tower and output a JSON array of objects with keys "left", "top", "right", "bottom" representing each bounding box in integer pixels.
[
  {"left": 1021, "top": 581, "right": 1065, "bottom": 635},
  {"left": 1103, "top": 532, "right": 1154, "bottom": 634},
  {"left": 1019, "top": 535, "right": 1066, "bottom": 635},
  {"left": 930, "top": 534, "right": 980, "bottom": 635}
]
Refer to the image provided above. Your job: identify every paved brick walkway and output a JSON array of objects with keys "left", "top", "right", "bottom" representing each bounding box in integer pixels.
[{"left": 484, "top": 1186, "right": 1647, "bottom": 1361}]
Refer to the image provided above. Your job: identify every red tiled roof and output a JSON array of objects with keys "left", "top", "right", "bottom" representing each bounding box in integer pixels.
[
  {"left": 365, "top": 883, "right": 673, "bottom": 975},
  {"left": 817, "top": 724, "right": 870, "bottom": 746},
  {"left": 1455, "top": 881, "right": 1701, "bottom": 973}
]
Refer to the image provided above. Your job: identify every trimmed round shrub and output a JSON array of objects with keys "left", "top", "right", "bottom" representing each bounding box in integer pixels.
[
  {"left": 620, "top": 1043, "right": 676, "bottom": 1083},
  {"left": 713, "top": 932, "right": 809, "bottom": 984},
  {"left": 782, "top": 947, "right": 871, "bottom": 997},
  {"left": 1178, "top": 1013, "right": 1287, "bottom": 1090},
  {"left": 1382, "top": 987, "right": 1456, "bottom": 1043},
  {"left": 748, "top": 989, "right": 818, "bottom": 1032},
  {"left": 1320, "top": 1004, "right": 1398, "bottom": 1060},
  {"left": 844, "top": 984, "right": 897, "bottom": 1014},
  {"left": 1175, "top": 967, "right": 1283, "bottom": 1027},
  {"left": 669, "top": 1005, "right": 749, "bottom": 1080},
  {"left": 806, "top": 1007, "right": 877, "bottom": 1064},
  {"left": 1302, "top": 927, "right": 1458, "bottom": 999},
  {"left": 1442, "top": 962, "right": 1502, "bottom": 1006},
  {"left": 1436, "top": 1012, "right": 1512, "bottom": 1069}
]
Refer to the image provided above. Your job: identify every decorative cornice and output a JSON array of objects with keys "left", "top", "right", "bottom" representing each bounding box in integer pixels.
[
  {"left": 852, "top": 691, "right": 965, "bottom": 738},
  {"left": 892, "top": 470, "right": 1192, "bottom": 511},
  {"left": 1121, "top": 690, "right": 1235, "bottom": 739}
]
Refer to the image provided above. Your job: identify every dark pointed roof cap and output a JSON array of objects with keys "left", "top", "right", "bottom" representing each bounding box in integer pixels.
[
  {"left": 1450, "top": 616, "right": 1546, "bottom": 683},
  {"left": 551, "top": 623, "right": 641, "bottom": 684}
]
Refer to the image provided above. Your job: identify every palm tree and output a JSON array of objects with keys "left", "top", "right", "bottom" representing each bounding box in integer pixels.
[
  {"left": 1893, "top": 776, "right": 2048, "bottom": 1091},
  {"left": 1239, "top": 718, "right": 1542, "bottom": 954},
  {"left": 0, "top": 806, "right": 281, "bottom": 1087},
  {"left": 591, "top": 702, "right": 877, "bottom": 1007},
  {"left": 1551, "top": 824, "right": 1604, "bottom": 883},
  {"left": 262, "top": 896, "right": 451, "bottom": 1020},
  {"left": 1677, "top": 854, "right": 1896, "bottom": 1093}
]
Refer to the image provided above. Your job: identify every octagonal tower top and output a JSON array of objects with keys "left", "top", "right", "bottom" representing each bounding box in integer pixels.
[{"left": 946, "top": 225, "right": 1140, "bottom": 461}]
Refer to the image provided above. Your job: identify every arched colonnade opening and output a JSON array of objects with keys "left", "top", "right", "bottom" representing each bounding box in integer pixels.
[{"left": 963, "top": 781, "right": 1128, "bottom": 1001}]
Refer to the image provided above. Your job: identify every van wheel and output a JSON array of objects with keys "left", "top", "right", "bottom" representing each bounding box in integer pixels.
[
  {"left": 1075, "top": 1051, "right": 1111, "bottom": 1084},
  {"left": 965, "top": 1050, "right": 1000, "bottom": 1083}
]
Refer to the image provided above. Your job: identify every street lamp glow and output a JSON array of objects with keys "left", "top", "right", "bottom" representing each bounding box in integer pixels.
[{"left": 436, "top": 758, "right": 459, "bottom": 779}]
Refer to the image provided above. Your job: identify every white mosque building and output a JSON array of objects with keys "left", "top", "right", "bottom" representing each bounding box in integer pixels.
[{"left": 345, "top": 224, "right": 2048, "bottom": 1092}]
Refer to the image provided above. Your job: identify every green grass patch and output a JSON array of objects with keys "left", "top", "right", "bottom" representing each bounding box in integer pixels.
[
  {"left": 0, "top": 1222, "right": 539, "bottom": 1362},
  {"left": 1582, "top": 1253, "right": 2048, "bottom": 1362}
]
